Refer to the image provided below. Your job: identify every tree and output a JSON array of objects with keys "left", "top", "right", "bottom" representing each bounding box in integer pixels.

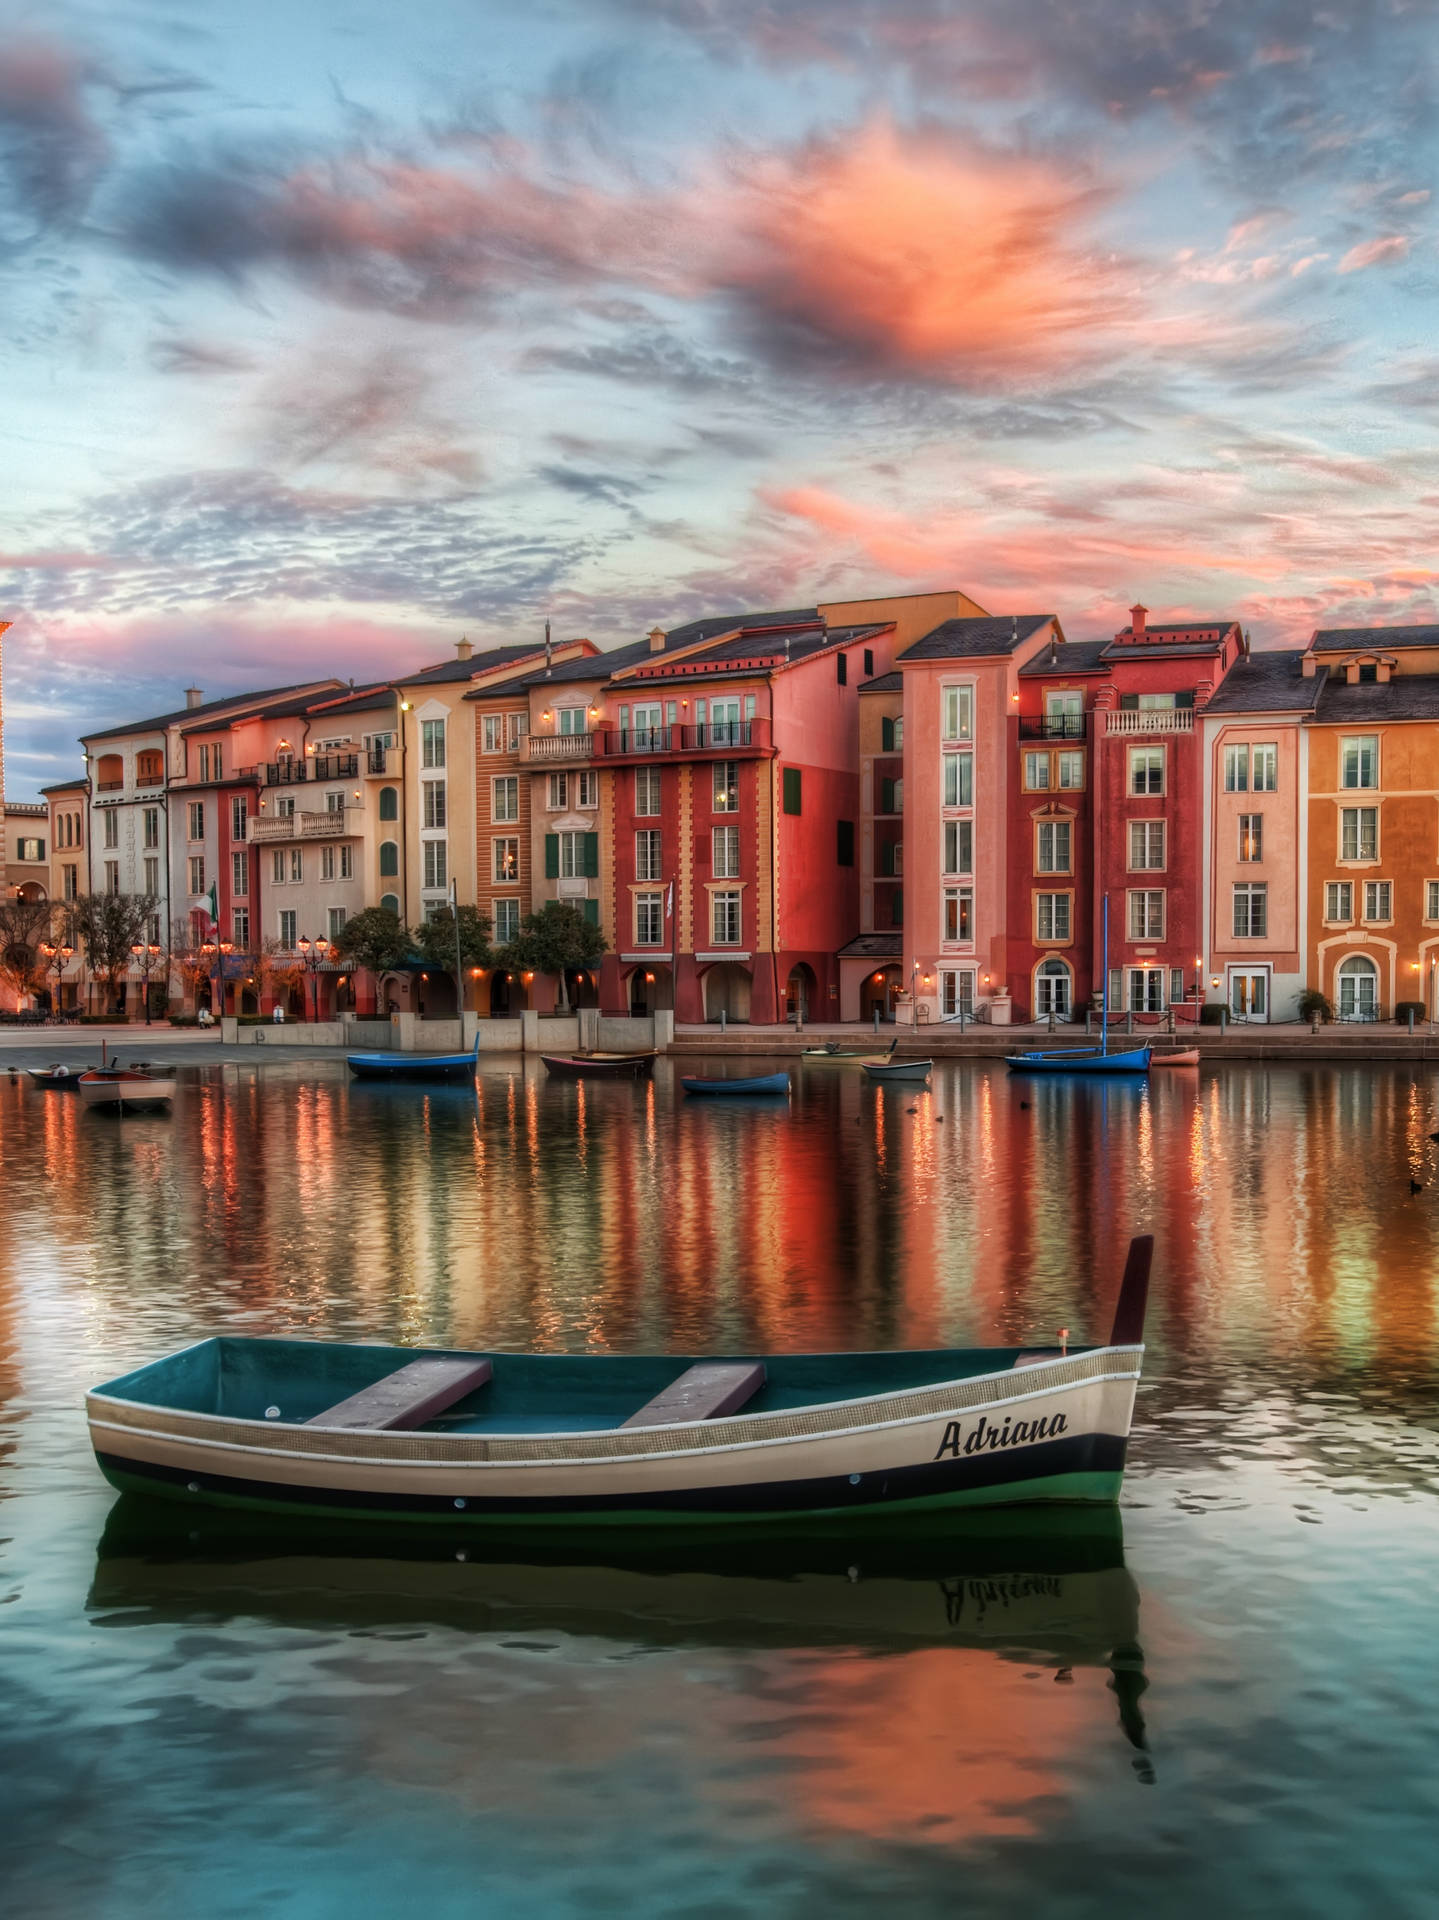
[
  {"left": 331, "top": 906, "right": 413, "bottom": 976},
  {"left": 0, "top": 895, "right": 56, "bottom": 1004},
  {"left": 73, "top": 893, "right": 158, "bottom": 1013},
  {"left": 252, "top": 937, "right": 307, "bottom": 1013},
  {"left": 411, "top": 904, "right": 492, "bottom": 975},
  {"left": 501, "top": 901, "right": 607, "bottom": 1010}
]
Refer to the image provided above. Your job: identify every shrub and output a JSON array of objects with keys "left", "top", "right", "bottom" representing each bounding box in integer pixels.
[
  {"left": 1199, "top": 1002, "right": 1226, "bottom": 1026},
  {"left": 1297, "top": 988, "right": 1333, "bottom": 1024},
  {"left": 1395, "top": 1000, "right": 1425, "bottom": 1024}
]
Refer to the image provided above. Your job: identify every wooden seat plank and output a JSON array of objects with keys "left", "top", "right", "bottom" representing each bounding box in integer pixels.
[
  {"left": 307, "top": 1357, "right": 493, "bottom": 1431},
  {"left": 622, "top": 1362, "right": 766, "bottom": 1430}
]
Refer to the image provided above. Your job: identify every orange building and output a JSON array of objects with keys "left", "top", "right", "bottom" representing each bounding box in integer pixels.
[{"left": 1304, "top": 623, "right": 1439, "bottom": 1022}]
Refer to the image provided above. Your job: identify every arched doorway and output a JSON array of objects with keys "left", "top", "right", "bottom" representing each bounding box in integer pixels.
[
  {"left": 785, "top": 963, "right": 817, "bottom": 1023},
  {"left": 567, "top": 969, "right": 600, "bottom": 1009},
  {"left": 490, "top": 971, "right": 529, "bottom": 1015},
  {"left": 861, "top": 966, "right": 902, "bottom": 1023},
  {"left": 334, "top": 974, "right": 356, "bottom": 1013},
  {"left": 1336, "top": 954, "right": 1379, "bottom": 1022},
  {"left": 703, "top": 963, "right": 751, "bottom": 1022},
  {"left": 15, "top": 881, "right": 46, "bottom": 904},
  {"left": 240, "top": 985, "right": 259, "bottom": 1015},
  {"left": 629, "top": 965, "right": 673, "bottom": 1016},
  {"left": 419, "top": 972, "right": 457, "bottom": 1018},
  {"left": 1034, "top": 956, "right": 1072, "bottom": 1019}
]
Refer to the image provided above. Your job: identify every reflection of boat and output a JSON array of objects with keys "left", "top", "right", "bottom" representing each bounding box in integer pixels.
[
  {"left": 28, "top": 1063, "right": 88, "bottom": 1087},
  {"left": 682, "top": 1072, "right": 790, "bottom": 1095},
  {"left": 541, "top": 1052, "right": 657, "bottom": 1078},
  {"left": 1150, "top": 1048, "right": 1200, "bottom": 1067},
  {"left": 347, "top": 1034, "right": 479, "bottom": 1081},
  {"left": 78, "top": 1066, "right": 176, "bottom": 1110},
  {"left": 85, "top": 1239, "right": 1152, "bottom": 1529},
  {"left": 862, "top": 1057, "right": 932, "bottom": 1083},
  {"left": 801, "top": 1045, "right": 894, "bottom": 1066}
]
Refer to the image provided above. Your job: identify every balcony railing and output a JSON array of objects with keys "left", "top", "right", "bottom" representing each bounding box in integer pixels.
[
  {"left": 366, "top": 747, "right": 389, "bottom": 775},
  {"left": 1105, "top": 708, "right": 1194, "bottom": 734},
  {"left": 1018, "top": 714, "right": 1087, "bottom": 740},
  {"left": 522, "top": 721, "right": 764, "bottom": 764},
  {"left": 264, "top": 753, "right": 360, "bottom": 784},
  {"left": 524, "top": 732, "right": 594, "bottom": 762},
  {"left": 248, "top": 809, "right": 358, "bottom": 843}
]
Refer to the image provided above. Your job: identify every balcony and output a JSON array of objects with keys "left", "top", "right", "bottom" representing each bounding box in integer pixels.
[
  {"left": 1018, "top": 714, "right": 1087, "bottom": 740},
  {"left": 1105, "top": 708, "right": 1194, "bottom": 734},
  {"left": 248, "top": 808, "right": 359, "bottom": 843},
  {"left": 264, "top": 753, "right": 360, "bottom": 784},
  {"left": 524, "top": 732, "right": 594, "bottom": 763},
  {"left": 365, "top": 747, "right": 390, "bottom": 775}
]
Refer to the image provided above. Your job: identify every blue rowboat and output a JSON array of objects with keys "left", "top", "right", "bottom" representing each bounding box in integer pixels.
[
  {"left": 84, "top": 1239, "right": 1153, "bottom": 1530},
  {"left": 681, "top": 1072, "right": 790, "bottom": 1096},
  {"left": 1006, "top": 1046, "right": 1152, "bottom": 1074},
  {"left": 347, "top": 1033, "right": 479, "bottom": 1081}
]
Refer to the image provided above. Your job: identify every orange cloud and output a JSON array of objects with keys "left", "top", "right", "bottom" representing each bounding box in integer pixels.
[{"left": 1337, "top": 235, "right": 1409, "bottom": 273}]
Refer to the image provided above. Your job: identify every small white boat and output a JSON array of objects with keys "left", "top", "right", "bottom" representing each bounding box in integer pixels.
[
  {"left": 863, "top": 1057, "right": 933, "bottom": 1082},
  {"left": 79, "top": 1065, "right": 176, "bottom": 1111}
]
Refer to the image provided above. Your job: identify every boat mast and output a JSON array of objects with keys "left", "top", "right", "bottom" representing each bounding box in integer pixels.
[{"left": 1101, "top": 892, "right": 1109, "bottom": 1057}]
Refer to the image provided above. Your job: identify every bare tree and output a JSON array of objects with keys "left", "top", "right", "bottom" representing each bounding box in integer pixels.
[
  {"left": 0, "top": 895, "right": 57, "bottom": 1004},
  {"left": 73, "top": 893, "right": 159, "bottom": 1014}
]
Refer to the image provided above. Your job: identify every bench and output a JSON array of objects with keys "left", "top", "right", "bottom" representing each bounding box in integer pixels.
[
  {"left": 622, "top": 1362, "right": 766, "bottom": 1430},
  {"left": 307, "top": 1356, "right": 493, "bottom": 1431}
]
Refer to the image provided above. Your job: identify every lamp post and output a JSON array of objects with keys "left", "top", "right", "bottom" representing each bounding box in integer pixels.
[
  {"left": 297, "top": 934, "right": 330, "bottom": 1022},
  {"left": 38, "top": 940, "right": 73, "bottom": 1017},
  {"left": 199, "top": 937, "right": 234, "bottom": 1021},
  {"left": 129, "top": 941, "right": 163, "bottom": 1025}
]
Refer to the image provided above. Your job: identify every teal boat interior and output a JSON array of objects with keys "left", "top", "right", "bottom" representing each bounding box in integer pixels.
[{"left": 93, "top": 1337, "right": 1092, "bottom": 1437}]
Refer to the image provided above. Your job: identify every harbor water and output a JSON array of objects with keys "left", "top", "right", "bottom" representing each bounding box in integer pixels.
[{"left": 2, "top": 1055, "right": 1438, "bottom": 1918}]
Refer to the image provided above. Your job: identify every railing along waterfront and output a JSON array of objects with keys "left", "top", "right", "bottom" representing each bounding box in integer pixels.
[{"left": 1104, "top": 708, "right": 1195, "bottom": 734}]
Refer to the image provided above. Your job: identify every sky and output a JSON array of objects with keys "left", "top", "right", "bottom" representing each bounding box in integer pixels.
[{"left": 2, "top": 0, "right": 1438, "bottom": 796}]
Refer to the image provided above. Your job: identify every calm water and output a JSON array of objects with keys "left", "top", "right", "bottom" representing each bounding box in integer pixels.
[{"left": 3, "top": 1057, "right": 1439, "bottom": 1918}]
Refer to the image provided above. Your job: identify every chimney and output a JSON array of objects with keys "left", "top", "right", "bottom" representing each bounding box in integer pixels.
[
  {"left": 647, "top": 625, "right": 666, "bottom": 654},
  {"left": 1129, "top": 603, "right": 1147, "bottom": 641},
  {"left": 1301, "top": 652, "right": 1316, "bottom": 678},
  {"left": 184, "top": 687, "right": 204, "bottom": 709},
  {"left": 455, "top": 636, "right": 473, "bottom": 662},
  {"left": 545, "top": 619, "right": 553, "bottom": 675}
]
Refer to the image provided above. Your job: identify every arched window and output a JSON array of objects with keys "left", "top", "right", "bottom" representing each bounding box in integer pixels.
[
  {"left": 136, "top": 750, "right": 164, "bottom": 786},
  {"left": 95, "top": 753, "right": 123, "bottom": 791},
  {"left": 381, "top": 893, "right": 400, "bottom": 916},
  {"left": 1035, "top": 956, "right": 1072, "bottom": 1018},
  {"left": 379, "top": 840, "right": 399, "bottom": 876},
  {"left": 1336, "top": 954, "right": 1378, "bottom": 1023},
  {"left": 379, "top": 786, "right": 398, "bottom": 821}
]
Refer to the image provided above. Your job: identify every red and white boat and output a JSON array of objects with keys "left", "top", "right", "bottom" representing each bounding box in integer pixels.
[{"left": 79, "top": 1063, "right": 176, "bottom": 1111}]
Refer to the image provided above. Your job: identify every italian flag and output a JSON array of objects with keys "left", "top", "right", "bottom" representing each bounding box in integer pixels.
[{"left": 207, "top": 881, "right": 219, "bottom": 930}]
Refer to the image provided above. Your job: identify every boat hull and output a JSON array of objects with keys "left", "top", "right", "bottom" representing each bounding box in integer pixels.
[
  {"left": 1006, "top": 1047, "right": 1151, "bottom": 1074},
  {"left": 87, "top": 1345, "right": 1140, "bottom": 1529},
  {"left": 28, "top": 1067, "right": 86, "bottom": 1087},
  {"left": 862, "top": 1060, "right": 932, "bottom": 1081},
  {"left": 800, "top": 1051, "right": 891, "bottom": 1067},
  {"left": 1150, "top": 1048, "right": 1200, "bottom": 1067},
  {"left": 541, "top": 1053, "right": 656, "bottom": 1078},
  {"left": 682, "top": 1073, "right": 790, "bottom": 1096},
  {"left": 346, "top": 1052, "right": 476, "bottom": 1080},
  {"left": 79, "top": 1075, "right": 176, "bottom": 1110}
]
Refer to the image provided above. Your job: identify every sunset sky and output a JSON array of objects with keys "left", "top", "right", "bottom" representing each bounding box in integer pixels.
[{"left": 3, "top": 0, "right": 1437, "bottom": 794}]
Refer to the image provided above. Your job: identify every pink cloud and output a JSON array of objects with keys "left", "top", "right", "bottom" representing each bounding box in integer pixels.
[{"left": 1337, "top": 235, "right": 1409, "bottom": 273}]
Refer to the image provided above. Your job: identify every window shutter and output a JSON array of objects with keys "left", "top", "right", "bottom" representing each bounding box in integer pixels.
[
  {"left": 782, "top": 767, "right": 802, "bottom": 815},
  {"left": 545, "top": 834, "right": 560, "bottom": 879},
  {"left": 881, "top": 716, "right": 894, "bottom": 752},
  {"left": 1119, "top": 693, "right": 1139, "bottom": 710},
  {"left": 582, "top": 899, "right": 599, "bottom": 927},
  {"left": 836, "top": 652, "right": 847, "bottom": 685},
  {"left": 879, "top": 840, "right": 894, "bottom": 876},
  {"left": 582, "top": 832, "right": 599, "bottom": 878},
  {"left": 880, "top": 777, "right": 894, "bottom": 814},
  {"left": 836, "top": 819, "right": 854, "bottom": 866}
]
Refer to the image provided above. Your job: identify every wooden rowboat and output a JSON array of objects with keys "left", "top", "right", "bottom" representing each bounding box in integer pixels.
[
  {"left": 1150, "top": 1048, "right": 1200, "bottom": 1067},
  {"left": 347, "top": 1034, "right": 479, "bottom": 1081},
  {"left": 85, "top": 1239, "right": 1153, "bottom": 1531},
  {"left": 541, "top": 1052, "right": 657, "bottom": 1078},
  {"left": 1006, "top": 1046, "right": 1151, "bottom": 1074},
  {"left": 862, "top": 1057, "right": 933, "bottom": 1082},
  {"left": 801, "top": 1044, "right": 896, "bottom": 1066},
  {"left": 681, "top": 1072, "right": 790, "bottom": 1096},
  {"left": 78, "top": 1066, "right": 176, "bottom": 1111},
  {"left": 28, "top": 1063, "right": 88, "bottom": 1087}
]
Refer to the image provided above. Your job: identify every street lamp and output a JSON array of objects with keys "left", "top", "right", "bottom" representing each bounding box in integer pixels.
[
  {"left": 130, "top": 941, "right": 163, "bottom": 1025},
  {"left": 38, "top": 940, "right": 74, "bottom": 1017},
  {"left": 296, "top": 934, "right": 330, "bottom": 1022},
  {"left": 199, "top": 936, "right": 234, "bottom": 1020}
]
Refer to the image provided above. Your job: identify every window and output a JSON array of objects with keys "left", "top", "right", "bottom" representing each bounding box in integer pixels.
[
  {"left": 379, "top": 841, "right": 399, "bottom": 877},
  {"left": 423, "top": 840, "right": 447, "bottom": 890},
  {"left": 1024, "top": 752, "right": 1051, "bottom": 791},
  {"left": 104, "top": 860, "right": 119, "bottom": 895},
  {"left": 492, "top": 777, "right": 519, "bottom": 823},
  {"left": 18, "top": 837, "right": 43, "bottom": 861},
  {"left": 143, "top": 808, "right": 160, "bottom": 849},
  {"left": 197, "top": 744, "right": 209, "bottom": 783},
  {"left": 943, "top": 886, "right": 974, "bottom": 943},
  {"left": 321, "top": 846, "right": 335, "bottom": 881},
  {"left": 576, "top": 769, "right": 598, "bottom": 809},
  {"left": 1227, "top": 745, "right": 1251, "bottom": 791},
  {"left": 1364, "top": 881, "right": 1392, "bottom": 922},
  {"left": 712, "top": 825, "right": 740, "bottom": 878},
  {"left": 548, "top": 773, "right": 569, "bottom": 811},
  {"left": 878, "top": 838, "right": 903, "bottom": 877},
  {"left": 944, "top": 753, "right": 974, "bottom": 806},
  {"left": 943, "top": 819, "right": 972, "bottom": 875},
  {"left": 1057, "top": 751, "right": 1084, "bottom": 789},
  {"left": 493, "top": 898, "right": 520, "bottom": 943},
  {"left": 505, "top": 713, "right": 526, "bottom": 752},
  {"left": 482, "top": 714, "right": 504, "bottom": 753},
  {"left": 713, "top": 762, "right": 739, "bottom": 813},
  {"left": 272, "top": 850, "right": 286, "bottom": 884},
  {"left": 1128, "top": 889, "right": 1165, "bottom": 940},
  {"left": 1252, "top": 744, "right": 1278, "bottom": 792},
  {"left": 636, "top": 767, "right": 661, "bottom": 816},
  {"left": 421, "top": 719, "right": 445, "bottom": 768},
  {"left": 188, "top": 801, "right": 204, "bottom": 840},
  {"left": 942, "top": 970, "right": 976, "bottom": 1018},
  {"left": 836, "top": 652, "right": 848, "bottom": 686},
  {"left": 103, "top": 810, "right": 119, "bottom": 849},
  {"left": 1035, "top": 819, "right": 1071, "bottom": 874},
  {"left": 420, "top": 779, "right": 445, "bottom": 830},
  {"left": 836, "top": 819, "right": 854, "bottom": 866},
  {"left": 880, "top": 713, "right": 905, "bottom": 752},
  {"left": 143, "top": 856, "right": 159, "bottom": 896},
  {"left": 340, "top": 845, "right": 352, "bottom": 880},
  {"left": 231, "top": 851, "right": 248, "bottom": 896},
  {"left": 711, "top": 891, "right": 742, "bottom": 944},
  {"left": 279, "top": 910, "right": 297, "bottom": 948},
  {"left": 231, "top": 796, "right": 247, "bottom": 842},
  {"left": 233, "top": 907, "right": 250, "bottom": 948},
  {"left": 325, "top": 790, "right": 344, "bottom": 815},
  {"left": 864, "top": 649, "right": 874, "bottom": 678},
  {"left": 63, "top": 864, "right": 77, "bottom": 902},
  {"left": 942, "top": 686, "right": 973, "bottom": 741},
  {"left": 782, "top": 767, "right": 802, "bottom": 815},
  {"left": 379, "top": 785, "right": 398, "bottom": 821},
  {"left": 555, "top": 830, "right": 596, "bottom": 879},
  {"left": 1129, "top": 968, "right": 1165, "bottom": 1014},
  {"left": 328, "top": 907, "right": 347, "bottom": 942},
  {"left": 1428, "top": 881, "right": 1439, "bottom": 922},
  {"left": 286, "top": 847, "right": 300, "bottom": 883},
  {"left": 1341, "top": 736, "right": 1378, "bottom": 789},
  {"left": 1233, "top": 883, "right": 1268, "bottom": 938},
  {"left": 188, "top": 856, "right": 205, "bottom": 895},
  {"left": 1131, "top": 748, "right": 1165, "bottom": 795},
  {"left": 1035, "top": 958, "right": 1071, "bottom": 1017},
  {"left": 494, "top": 838, "right": 519, "bottom": 883},
  {"left": 635, "top": 892, "right": 664, "bottom": 945},
  {"left": 136, "top": 750, "right": 162, "bottom": 786},
  {"left": 1036, "top": 892, "right": 1071, "bottom": 942},
  {"left": 879, "top": 775, "right": 900, "bottom": 814},
  {"left": 1238, "top": 814, "right": 1263, "bottom": 863},
  {"left": 1129, "top": 820, "right": 1166, "bottom": 870},
  {"left": 558, "top": 706, "right": 587, "bottom": 736},
  {"left": 1340, "top": 807, "right": 1378, "bottom": 861},
  {"left": 275, "top": 795, "right": 295, "bottom": 819},
  {"left": 636, "top": 829, "right": 663, "bottom": 881},
  {"left": 380, "top": 892, "right": 400, "bottom": 915}
]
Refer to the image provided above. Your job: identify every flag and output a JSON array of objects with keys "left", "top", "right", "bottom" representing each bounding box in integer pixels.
[
  {"left": 665, "top": 881, "right": 673, "bottom": 919},
  {"left": 207, "top": 881, "right": 219, "bottom": 928}
]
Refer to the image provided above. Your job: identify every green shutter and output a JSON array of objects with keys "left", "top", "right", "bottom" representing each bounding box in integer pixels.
[
  {"left": 879, "top": 839, "right": 894, "bottom": 877},
  {"left": 582, "top": 898, "right": 599, "bottom": 927},
  {"left": 881, "top": 715, "right": 894, "bottom": 752},
  {"left": 880, "top": 777, "right": 894, "bottom": 815},
  {"left": 379, "top": 840, "right": 398, "bottom": 877},
  {"left": 782, "top": 767, "right": 802, "bottom": 815},
  {"left": 545, "top": 834, "right": 559, "bottom": 878},
  {"left": 582, "top": 832, "right": 599, "bottom": 878}
]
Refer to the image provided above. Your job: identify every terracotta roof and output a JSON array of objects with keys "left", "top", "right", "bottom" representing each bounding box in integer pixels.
[
  {"left": 1200, "top": 650, "right": 1323, "bottom": 714},
  {"left": 1314, "top": 674, "right": 1439, "bottom": 722},
  {"left": 82, "top": 681, "right": 341, "bottom": 743},
  {"left": 859, "top": 671, "right": 903, "bottom": 692},
  {"left": 467, "top": 636, "right": 659, "bottom": 699},
  {"left": 1311, "top": 624, "right": 1439, "bottom": 651},
  {"left": 837, "top": 933, "right": 903, "bottom": 960},
  {"left": 900, "top": 616, "right": 1053, "bottom": 661},
  {"left": 660, "top": 607, "right": 821, "bottom": 648},
  {"left": 396, "top": 643, "right": 551, "bottom": 687}
]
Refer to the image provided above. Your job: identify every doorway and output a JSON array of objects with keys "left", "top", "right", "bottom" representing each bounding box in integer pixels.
[
  {"left": 1336, "top": 955, "right": 1378, "bottom": 1022},
  {"left": 1229, "top": 971, "right": 1269, "bottom": 1022}
]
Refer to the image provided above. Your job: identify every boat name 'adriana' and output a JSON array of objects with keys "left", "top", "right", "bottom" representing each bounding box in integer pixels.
[{"left": 932, "top": 1410, "right": 1069, "bottom": 1460}]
